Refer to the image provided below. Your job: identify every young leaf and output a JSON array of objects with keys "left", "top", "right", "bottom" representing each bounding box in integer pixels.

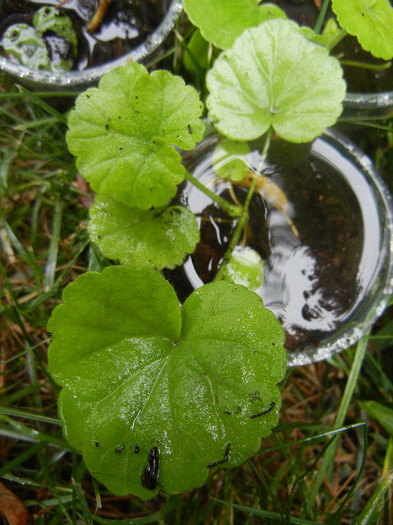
[
  {"left": 206, "top": 19, "right": 346, "bottom": 143},
  {"left": 299, "top": 19, "right": 341, "bottom": 50},
  {"left": 222, "top": 246, "right": 264, "bottom": 291},
  {"left": 88, "top": 196, "right": 200, "bottom": 270},
  {"left": 183, "top": 0, "right": 287, "bottom": 50},
  {"left": 184, "top": 29, "right": 210, "bottom": 72},
  {"left": 213, "top": 139, "right": 251, "bottom": 182},
  {"left": 66, "top": 62, "right": 205, "bottom": 209},
  {"left": 48, "top": 266, "right": 287, "bottom": 499},
  {"left": 332, "top": 0, "right": 393, "bottom": 60}
]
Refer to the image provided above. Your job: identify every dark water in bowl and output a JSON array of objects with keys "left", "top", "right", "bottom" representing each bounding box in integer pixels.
[
  {"left": 167, "top": 134, "right": 385, "bottom": 354},
  {"left": 271, "top": 0, "right": 393, "bottom": 94},
  {"left": 0, "top": 0, "right": 166, "bottom": 71}
]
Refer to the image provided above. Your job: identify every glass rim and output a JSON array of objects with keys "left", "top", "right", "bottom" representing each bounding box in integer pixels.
[
  {"left": 344, "top": 90, "right": 393, "bottom": 109},
  {"left": 0, "top": 0, "right": 182, "bottom": 89},
  {"left": 287, "top": 128, "right": 393, "bottom": 367},
  {"left": 180, "top": 126, "right": 393, "bottom": 368}
]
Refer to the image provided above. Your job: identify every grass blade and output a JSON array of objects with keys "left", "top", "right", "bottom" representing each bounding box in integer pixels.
[
  {"left": 211, "top": 498, "right": 325, "bottom": 524},
  {"left": 306, "top": 331, "right": 370, "bottom": 513},
  {"left": 353, "top": 471, "right": 393, "bottom": 524},
  {"left": 44, "top": 198, "right": 64, "bottom": 291},
  {"left": 16, "top": 86, "right": 68, "bottom": 125}
]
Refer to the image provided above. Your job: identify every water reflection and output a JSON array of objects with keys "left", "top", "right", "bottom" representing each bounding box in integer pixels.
[{"left": 168, "top": 133, "right": 390, "bottom": 356}]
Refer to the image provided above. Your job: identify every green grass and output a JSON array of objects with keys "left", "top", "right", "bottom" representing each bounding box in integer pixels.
[{"left": 1, "top": 25, "right": 393, "bottom": 524}]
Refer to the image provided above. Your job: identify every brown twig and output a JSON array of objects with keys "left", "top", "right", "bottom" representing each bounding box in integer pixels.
[{"left": 88, "top": 0, "right": 111, "bottom": 33}]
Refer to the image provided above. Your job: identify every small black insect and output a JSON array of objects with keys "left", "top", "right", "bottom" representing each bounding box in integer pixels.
[
  {"left": 207, "top": 443, "right": 231, "bottom": 469},
  {"left": 249, "top": 391, "right": 262, "bottom": 403},
  {"left": 250, "top": 401, "right": 276, "bottom": 419},
  {"left": 46, "top": 331, "right": 52, "bottom": 337},
  {"left": 95, "top": 441, "right": 100, "bottom": 447},
  {"left": 134, "top": 443, "right": 140, "bottom": 454},
  {"left": 141, "top": 446, "right": 159, "bottom": 491}
]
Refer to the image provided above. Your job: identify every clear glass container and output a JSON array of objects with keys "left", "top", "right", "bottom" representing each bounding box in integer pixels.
[
  {"left": 343, "top": 92, "right": 393, "bottom": 120},
  {"left": 168, "top": 128, "right": 393, "bottom": 367},
  {"left": 0, "top": 0, "right": 182, "bottom": 90}
]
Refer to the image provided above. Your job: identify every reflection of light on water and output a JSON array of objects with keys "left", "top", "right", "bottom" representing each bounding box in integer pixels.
[
  {"left": 263, "top": 242, "right": 343, "bottom": 335},
  {"left": 93, "top": 15, "right": 139, "bottom": 42},
  {"left": 261, "top": 203, "right": 345, "bottom": 334},
  {"left": 312, "top": 139, "right": 381, "bottom": 306}
]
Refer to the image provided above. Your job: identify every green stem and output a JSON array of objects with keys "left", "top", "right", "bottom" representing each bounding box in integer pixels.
[
  {"left": 314, "top": 0, "right": 331, "bottom": 34},
  {"left": 340, "top": 59, "right": 391, "bottom": 71},
  {"left": 184, "top": 170, "right": 242, "bottom": 218},
  {"left": 214, "top": 176, "right": 258, "bottom": 282},
  {"left": 306, "top": 331, "right": 370, "bottom": 515},
  {"left": 214, "top": 128, "right": 273, "bottom": 282},
  {"left": 327, "top": 28, "right": 348, "bottom": 51},
  {"left": 255, "top": 126, "right": 273, "bottom": 175},
  {"left": 353, "top": 469, "right": 393, "bottom": 525}
]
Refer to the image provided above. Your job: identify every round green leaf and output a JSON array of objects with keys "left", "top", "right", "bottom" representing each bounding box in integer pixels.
[
  {"left": 299, "top": 19, "right": 341, "bottom": 50},
  {"left": 66, "top": 62, "right": 205, "bottom": 209},
  {"left": 2, "top": 24, "right": 50, "bottom": 70},
  {"left": 332, "top": 0, "right": 393, "bottom": 60},
  {"left": 212, "top": 138, "right": 251, "bottom": 182},
  {"left": 206, "top": 19, "right": 346, "bottom": 143},
  {"left": 48, "top": 266, "right": 287, "bottom": 499},
  {"left": 222, "top": 246, "right": 264, "bottom": 291},
  {"left": 183, "top": 0, "right": 287, "bottom": 50},
  {"left": 88, "top": 196, "right": 200, "bottom": 270}
]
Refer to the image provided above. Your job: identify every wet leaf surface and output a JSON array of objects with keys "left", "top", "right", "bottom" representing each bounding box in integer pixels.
[
  {"left": 48, "top": 266, "right": 287, "bottom": 499},
  {"left": 66, "top": 62, "right": 205, "bottom": 209},
  {"left": 332, "top": 0, "right": 393, "bottom": 60},
  {"left": 207, "top": 19, "right": 346, "bottom": 143},
  {"left": 88, "top": 196, "right": 200, "bottom": 270}
]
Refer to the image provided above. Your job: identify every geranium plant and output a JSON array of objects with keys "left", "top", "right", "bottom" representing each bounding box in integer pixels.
[{"left": 47, "top": 16, "right": 346, "bottom": 499}]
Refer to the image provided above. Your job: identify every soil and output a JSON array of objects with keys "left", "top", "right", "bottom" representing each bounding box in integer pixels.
[{"left": 0, "top": 0, "right": 167, "bottom": 71}]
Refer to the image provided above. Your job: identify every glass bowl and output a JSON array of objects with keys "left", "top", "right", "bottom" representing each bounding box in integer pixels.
[
  {"left": 0, "top": 0, "right": 182, "bottom": 91},
  {"left": 343, "top": 91, "right": 393, "bottom": 120},
  {"left": 168, "top": 128, "right": 393, "bottom": 367}
]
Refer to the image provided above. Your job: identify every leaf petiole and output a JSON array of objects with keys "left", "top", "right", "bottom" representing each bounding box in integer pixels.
[
  {"left": 326, "top": 27, "right": 347, "bottom": 51},
  {"left": 340, "top": 59, "right": 392, "bottom": 71},
  {"left": 214, "top": 127, "right": 273, "bottom": 282},
  {"left": 184, "top": 170, "right": 242, "bottom": 217}
]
